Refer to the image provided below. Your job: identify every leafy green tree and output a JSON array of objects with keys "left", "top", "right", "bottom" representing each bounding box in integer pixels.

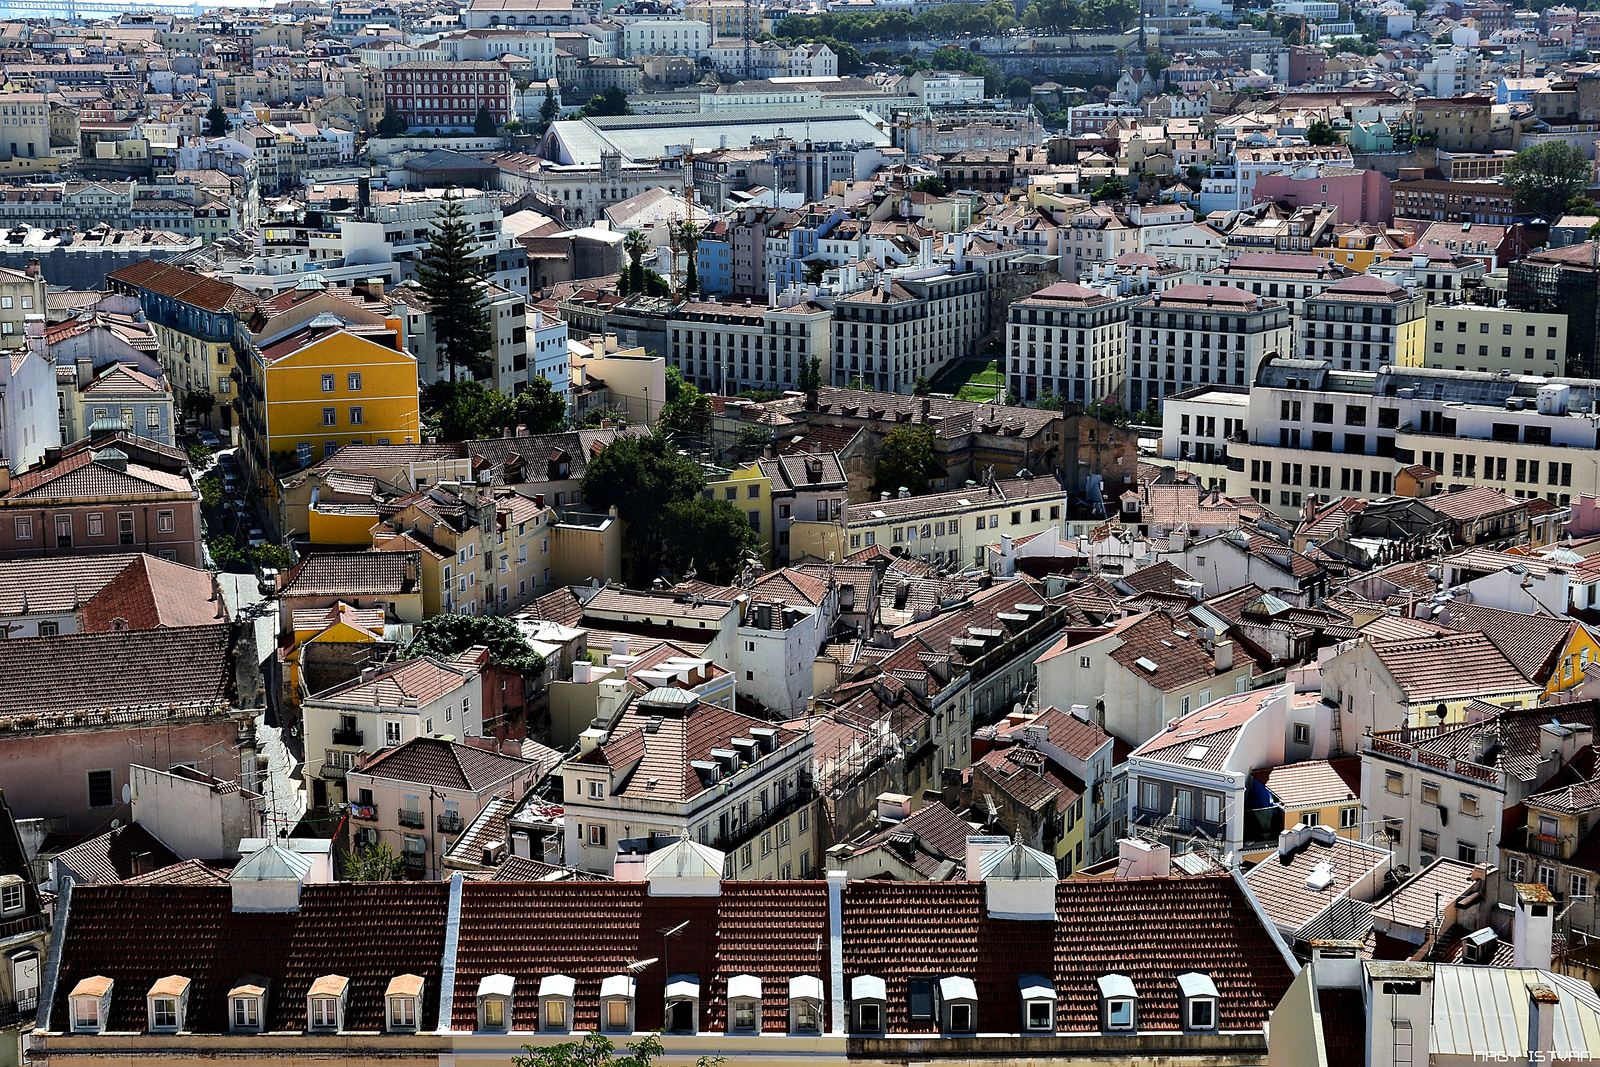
[
  {"left": 661, "top": 498, "right": 761, "bottom": 583},
  {"left": 623, "top": 228, "right": 650, "bottom": 294},
  {"left": 580, "top": 431, "right": 705, "bottom": 585},
  {"left": 912, "top": 374, "right": 930, "bottom": 395},
  {"left": 181, "top": 389, "right": 216, "bottom": 419},
  {"left": 1145, "top": 52, "right": 1170, "bottom": 80},
  {"left": 513, "top": 376, "right": 568, "bottom": 434},
  {"left": 1306, "top": 120, "right": 1340, "bottom": 145},
  {"left": 423, "top": 380, "right": 508, "bottom": 441},
  {"left": 912, "top": 175, "right": 947, "bottom": 197},
  {"left": 579, "top": 86, "right": 632, "bottom": 118},
  {"left": 868, "top": 47, "right": 893, "bottom": 63},
  {"left": 376, "top": 103, "right": 407, "bottom": 138},
  {"left": 1505, "top": 141, "right": 1594, "bottom": 219},
  {"left": 474, "top": 105, "right": 498, "bottom": 136},
  {"left": 513, "top": 1033, "right": 723, "bottom": 1067},
  {"left": 797, "top": 355, "right": 823, "bottom": 395},
  {"left": 405, "top": 612, "right": 548, "bottom": 675},
  {"left": 873, "top": 424, "right": 942, "bottom": 497},
  {"left": 540, "top": 86, "right": 560, "bottom": 128},
  {"left": 252, "top": 542, "right": 292, "bottom": 570},
  {"left": 416, "top": 192, "right": 492, "bottom": 381},
  {"left": 1006, "top": 75, "right": 1034, "bottom": 100},
  {"left": 187, "top": 442, "right": 214, "bottom": 469},
  {"left": 341, "top": 842, "right": 406, "bottom": 882},
  {"left": 661, "top": 366, "right": 710, "bottom": 433},
  {"left": 1093, "top": 175, "right": 1129, "bottom": 201},
  {"left": 205, "top": 104, "right": 229, "bottom": 136},
  {"left": 199, "top": 474, "right": 222, "bottom": 508},
  {"left": 1035, "top": 388, "right": 1065, "bottom": 411}
]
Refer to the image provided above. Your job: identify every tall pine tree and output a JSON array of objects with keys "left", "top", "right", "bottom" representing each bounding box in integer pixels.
[{"left": 415, "top": 191, "right": 492, "bottom": 382}]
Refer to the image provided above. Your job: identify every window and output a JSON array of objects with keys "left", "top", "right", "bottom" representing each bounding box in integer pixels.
[
  {"left": 1293, "top": 723, "right": 1310, "bottom": 745},
  {"left": 1340, "top": 806, "right": 1359, "bottom": 829},
  {"left": 323, "top": 406, "right": 336, "bottom": 426},
  {"left": 87, "top": 769, "right": 114, "bottom": 809},
  {"left": 321, "top": 373, "right": 335, "bottom": 392},
  {"left": 949, "top": 1003, "right": 973, "bottom": 1032},
  {"left": 589, "top": 780, "right": 605, "bottom": 799},
  {"left": 1027, "top": 1000, "right": 1053, "bottom": 1031},
  {"left": 588, "top": 823, "right": 606, "bottom": 846},
  {"left": 0, "top": 882, "right": 22, "bottom": 913},
  {"left": 348, "top": 372, "right": 362, "bottom": 391},
  {"left": 1189, "top": 999, "right": 1215, "bottom": 1029},
  {"left": 390, "top": 997, "right": 416, "bottom": 1029},
  {"left": 1457, "top": 841, "right": 1477, "bottom": 863},
  {"left": 88, "top": 513, "right": 103, "bottom": 537},
  {"left": 733, "top": 1000, "right": 757, "bottom": 1031},
  {"left": 1575, "top": 873, "right": 1591, "bottom": 900},
  {"left": 349, "top": 406, "right": 363, "bottom": 425},
  {"left": 1107, "top": 999, "right": 1134, "bottom": 1030},
  {"left": 1385, "top": 771, "right": 1404, "bottom": 795},
  {"left": 151, "top": 997, "right": 177, "bottom": 1030},
  {"left": 311, "top": 998, "right": 339, "bottom": 1029},
  {"left": 74, "top": 997, "right": 101, "bottom": 1032},
  {"left": 606, "top": 998, "right": 629, "bottom": 1029},
  {"left": 232, "top": 997, "right": 259, "bottom": 1031},
  {"left": 1461, "top": 793, "right": 1479, "bottom": 816},
  {"left": 12, "top": 516, "right": 30, "bottom": 540},
  {"left": 1421, "top": 782, "right": 1439, "bottom": 806},
  {"left": 157, "top": 510, "right": 175, "bottom": 534},
  {"left": 858, "top": 1003, "right": 882, "bottom": 1033},
  {"left": 482, "top": 998, "right": 505, "bottom": 1029},
  {"left": 1420, "top": 830, "right": 1438, "bottom": 856}
]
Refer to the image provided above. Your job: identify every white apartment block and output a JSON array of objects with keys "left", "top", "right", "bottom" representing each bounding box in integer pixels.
[
  {"left": 1007, "top": 281, "right": 1135, "bottom": 405},
  {"left": 668, "top": 298, "right": 833, "bottom": 396},
  {"left": 1299, "top": 275, "right": 1428, "bottom": 372},
  {"left": 1198, "top": 358, "right": 1600, "bottom": 520},
  {"left": 832, "top": 268, "right": 987, "bottom": 393},
  {"left": 1198, "top": 253, "right": 1357, "bottom": 322},
  {"left": 1161, "top": 386, "right": 1249, "bottom": 489},
  {"left": 1423, "top": 303, "right": 1568, "bottom": 375},
  {"left": 1126, "top": 283, "right": 1293, "bottom": 414},
  {"left": 620, "top": 19, "right": 710, "bottom": 58},
  {"left": 1061, "top": 206, "right": 1138, "bottom": 284},
  {"left": 844, "top": 476, "right": 1068, "bottom": 571},
  {"left": 531, "top": 309, "right": 571, "bottom": 397},
  {"left": 911, "top": 70, "right": 987, "bottom": 106},
  {"left": 1144, "top": 223, "right": 1228, "bottom": 273}
]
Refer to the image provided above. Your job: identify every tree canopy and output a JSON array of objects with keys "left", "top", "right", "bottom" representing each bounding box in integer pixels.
[
  {"left": 205, "top": 104, "right": 229, "bottom": 136},
  {"left": 340, "top": 842, "right": 405, "bottom": 882},
  {"left": 1306, "top": 120, "right": 1340, "bottom": 145},
  {"left": 375, "top": 103, "right": 407, "bottom": 138},
  {"left": 473, "top": 105, "right": 498, "bottom": 136},
  {"left": 580, "top": 431, "right": 706, "bottom": 585},
  {"left": 513, "top": 1033, "right": 723, "bottom": 1067},
  {"left": 661, "top": 497, "right": 761, "bottom": 584},
  {"left": 1504, "top": 141, "right": 1593, "bottom": 220},
  {"left": 661, "top": 366, "right": 711, "bottom": 434},
  {"left": 873, "top": 425, "right": 943, "bottom": 497},
  {"left": 415, "top": 192, "right": 492, "bottom": 381},
  {"left": 579, "top": 86, "right": 632, "bottom": 118},
  {"left": 404, "top": 612, "right": 548, "bottom": 676},
  {"left": 423, "top": 378, "right": 567, "bottom": 441}
]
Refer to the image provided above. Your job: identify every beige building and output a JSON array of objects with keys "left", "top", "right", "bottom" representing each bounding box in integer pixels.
[
  {"left": 844, "top": 475, "right": 1067, "bottom": 571},
  {"left": 1006, "top": 281, "right": 1135, "bottom": 405},
  {"left": 1126, "top": 283, "right": 1293, "bottom": 413},
  {"left": 667, "top": 298, "right": 833, "bottom": 397},
  {"left": 1424, "top": 302, "right": 1568, "bottom": 375},
  {"left": 1299, "top": 274, "right": 1428, "bottom": 372}
]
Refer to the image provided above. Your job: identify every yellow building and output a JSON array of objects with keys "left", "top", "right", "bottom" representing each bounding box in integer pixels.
[
  {"left": 1252, "top": 758, "right": 1363, "bottom": 847},
  {"left": 1298, "top": 273, "right": 1427, "bottom": 371},
  {"left": 702, "top": 460, "right": 773, "bottom": 565},
  {"left": 238, "top": 321, "right": 421, "bottom": 501},
  {"left": 1314, "top": 223, "right": 1406, "bottom": 273},
  {"left": 684, "top": 0, "right": 755, "bottom": 36},
  {"left": 1423, "top": 302, "right": 1569, "bottom": 376},
  {"left": 283, "top": 600, "right": 386, "bottom": 705}
]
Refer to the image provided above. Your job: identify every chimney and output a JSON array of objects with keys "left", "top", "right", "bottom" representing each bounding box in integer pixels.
[
  {"left": 578, "top": 726, "right": 606, "bottom": 756},
  {"left": 1214, "top": 639, "right": 1234, "bottom": 673},
  {"left": 0, "top": 464, "right": 9, "bottom": 495},
  {"left": 24, "top": 258, "right": 40, "bottom": 279},
  {"left": 1115, "top": 837, "right": 1170, "bottom": 878},
  {"left": 1170, "top": 530, "right": 1187, "bottom": 551},
  {"left": 1070, "top": 703, "right": 1091, "bottom": 722},
  {"left": 1513, "top": 883, "right": 1555, "bottom": 970},
  {"left": 572, "top": 660, "right": 592, "bottom": 683},
  {"left": 1529, "top": 984, "right": 1559, "bottom": 1062}
]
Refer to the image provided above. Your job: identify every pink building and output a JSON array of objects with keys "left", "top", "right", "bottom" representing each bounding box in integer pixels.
[{"left": 1252, "top": 163, "right": 1394, "bottom": 227}]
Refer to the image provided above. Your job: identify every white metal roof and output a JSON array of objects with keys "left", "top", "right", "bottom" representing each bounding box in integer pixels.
[
  {"left": 477, "top": 973, "right": 515, "bottom": 999},
  {"left": 851, "top": 975, "right": 886, "bottom": 1001},
  {"left": 1430, "top": 966, "right": 1600, "bottom": 1058},
  {"left": 665, "top": 975, "right": 701, "bottom": 1000},
  {"left": 599, "top": 975, "right": 636, "bottom": 999},
  {"left": 789, "top": 975, "right": 825, "bottom": 1001},
  {"left": 1177, "top": 972, "right": 1219, "bottom": 1000},
  {"left": 1098, "top": 974, "right": 1138, "bottom": 1000},
  {"left": 940, "top": 976, "right": 977, "bottom": 1002},
  {"left": 538, "top": 974, "right": 575, "bottom": 999},
  {"left": 727, "top": 974, "right": 762, "bottom": 1001},
  {"left": 1019, "top": 974, "right": 1057, "bottom": 1001}
]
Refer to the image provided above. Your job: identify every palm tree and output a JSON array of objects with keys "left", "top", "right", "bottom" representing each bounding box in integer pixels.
[
  {"left": 675, "top": 220, "right": 702, "bottom": 296},
  {"left": 623, "top": 228, "right": 649, "bottom": 294}
]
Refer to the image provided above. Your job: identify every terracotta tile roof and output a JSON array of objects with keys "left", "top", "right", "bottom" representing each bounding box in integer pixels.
[
  {"left": 1435, "top": 602, "right": 1572, "bottom": 683},
  {"left": 1253, "top": 757, "right": 1362, "bottom": 809},
  {"left": 1243, "top": 834, "right": 1391, "bottom": 934},
  {"left": 0, "top": 624, "right": 232, "bottom": 724},
  {"left": 79, "top": 554, "right": 227, "bottom": 631},
  {"left": 356, "top": 737, "right": 538, "bottom": 793},
  {"left": 842, "top": 874, "right": 1295, "bottom": 1034},
  {"left": 1132, "top": 686, "right": 1282, "bottom": 767},
  {"left": 51, "top": 883, "right": 451, "bottom": 1033},
  {"left": 1003, "top": 706, "right": 1113, "bottom": 761},
  {"left": 51, "top": 825, "right": 180, "bottom": 885},
  {"left": 1373, "top": 704, "right": 1600, "bottom": 784},
  {"left": 121, "top": 858, "right": 230, "bottom": 886},
  {"left": 106, "top": 261, "right": 255, "bottom": 314},
  {"left": 1118, "top": 560, "right": 1197, "bottom": 596},
  {"left": 584, "top": 700, "right": 804, "bottom": 803},
  {"left": 976, "top": 745, "right": 1082, "bottom": 813},
  {"left": 0, "top": 553, "right": 141, "bottom": 616},
  {"left": 838, "top": 802, "right": 974, "bottom": 880},
  {"left": 1424, "top": 484, "right": 1523, "bottom": 522},
  {"left": 280, "top": 551, "right": 418, "bottom": 598},
  {"left": 310, "top": 656, "right": 476, "bottom": 709},
  {"left": 3, "top": 448, "right": 192, "bottom": 499},
  {"left": 1107, "top": 611, "right": 1242, "bottom": 695},
  {"left": 1368, "top": 631, "right": 1534, "bottom": 703},
  {"left": 1369, "top": 858, "right": 1482, "bottom": 930}
]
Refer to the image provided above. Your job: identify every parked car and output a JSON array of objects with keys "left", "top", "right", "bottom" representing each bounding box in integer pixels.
[
  {"left": 256, "top": 566, "right": 279, "bottom": 597},
  {"left": 198, "top": 430, "right": 222, "bottom": 449}
]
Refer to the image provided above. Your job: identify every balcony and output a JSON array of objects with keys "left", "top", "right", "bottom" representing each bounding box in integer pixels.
[
  {"left": 320, "top": 751, "right": 348, "bottom": 780},
  {"left": 402, "top": 851, "right": 426, "bottom": 874},
  {"left": 398, "top": 808, "right": 425, "bottom": 829},
  {"left": 437, "top": 811, "right": 464, "bottom": 834},
  {"left": 1132, "top": 805, "right": 1226, "bottom": 841},
  {"left": 710, "top": 787, "right": 816, "bottom": 853},
  {"left": 332, "top": 727, "right": 363, "bottom": 748}
]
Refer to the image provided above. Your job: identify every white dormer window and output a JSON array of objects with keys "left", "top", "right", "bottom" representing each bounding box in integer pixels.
[
  {"left": 71, "top": 976, "right": 112, "bottom": 1034},
  {"left": 1178, "top": 972, "right": 1219, "bottom": 1031},
  {"left": 789, "top": 975, "right": 824, "bottom": 1034},
  {"left": 941, "top": 976, "right": 976, "bottom": 1034},
  {"left": 851, "top": 975, "right": 886, "bottom": 1034},
  {"left": 664, "top": 974, "right": 699, "bottom": 1034},
  {"left": 477, "top": 974, "right": 514, "bottom": 1031},
  {"left": 232, "top": 997, "right": 260, "bottom": 1031},
  {"left": 0, "top": 875, "right": 24, "bottom": 914},
  {"left": 307, "top": 975, "right": 347, "bottom": 1033},
  {"left": 599, "top": 974, "right": 636, "bottom": 1033},
  {"left": 1099, "top": 974, "right": 1137, "bottom": 1032},
  {"left": 538, "top": 974, "right": 574, "bottom": 1033},
  {"left": 727, "top": 974, "right": 762, "bottom": 1033},
  {"left": 1020, "top": 974, "right": 1056, "bottom": 1032},
  {"left": 310, "top": 997, "right": 339, "bottom": 1030},
  {"left": 385, "top": 974, "right": 423, "bottom": 1033}
]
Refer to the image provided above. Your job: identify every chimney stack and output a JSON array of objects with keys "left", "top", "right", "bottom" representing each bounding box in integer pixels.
[
  {"left": 1214, "top": 639, "right": 1234, "bottom": 673},
  {"left": 1513, "top": 883, "right": 1555, "bottom": 970},
  {"left": 1529, "top": 984, "right": 1559, "bottom": 1063}
]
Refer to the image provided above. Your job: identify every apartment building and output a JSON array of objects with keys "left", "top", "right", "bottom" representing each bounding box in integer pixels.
[
  {"left": 832, "top": 268, "right": 987, "bottom": 393},
  {"left": 1499, "top": 776, "right": 1600, "bottom": 935},
  {"left": 381, "top": 62, "right": 513, "bottom": 129},
  {"left": 1125, "top": 283, "right": 1293, "bottom": 413},
  {"left": 1391, "top": 177, "right": 1518, "bottom": 225},
  {"left": 1198, "top": 253, "right": 1356, "bottom": 321},
  {"left": 1223, "top": 356, "right": 1600, "bottom": 519},
  {"left": 408, "top": 282, "right": 530, "bottom": 395},
  {"left": 561, "top": 688, "right": 818, "bottom": 879},
  {"left": 844, "top": 475, "right": 1067, "bottom": 570},
  {"left": 1060, "top": 206, "right": 1137, "bottom": 283},
  {"left": 1299, "top": 274, "right": 1428, "bottom": 372},
  {"left": 1006, "top": 282, "right": 1135, "bottom": 405},
  {"left": 1366, "top": 244, "right": 1486, "bottom": 304},
  {"left": 620, "top": 18, "right": 711, "bottom": 58},
  {"left": 666, "top": 297, "right": 832, "bottom": 396},
  {"left": 1423, "top": 302, "right": 1568, "bottom": 374}
]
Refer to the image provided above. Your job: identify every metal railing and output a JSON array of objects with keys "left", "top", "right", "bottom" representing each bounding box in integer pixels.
[
  {"left": 332, "top": 727, "right": 363, "bottom": 747},
  {"left": 398, "top": 809, "right": 425, "bottom": 829},
  {"left": 437, "top": 812, "right": 464, "bottom": 834},
  {"left": 710, "top": 788, "right": 815, "bottom": 853}
]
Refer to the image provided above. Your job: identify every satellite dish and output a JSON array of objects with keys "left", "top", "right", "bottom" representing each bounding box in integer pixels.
[
  {"left": 121, "top": 784, "right": 132, "bottom": 804},
  {"left": 110, "top": 819, "right": 122, "bottom": 830}
]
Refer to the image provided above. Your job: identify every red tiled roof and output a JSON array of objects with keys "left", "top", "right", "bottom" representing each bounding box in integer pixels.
[
  {"left": 79, "top": 554, "right": 227, "bottom": 631},
  {"left": 121, "top": 859, "right": 230, "bottom": 886},
  {"left": 0, "top": 624, "right": 232, "bottom": 723},
  {"left": 1368, "top": 631, "right": 1534, "bottom": 703},
  {"left": 310, "top": 656, "right": 475, "bottom": 708},
  {"left": 1253, "top": 757, "right": 1362, "bottom": 809},
  {"left": 356, "top": 737, "right": 537, "bottom": 793}
]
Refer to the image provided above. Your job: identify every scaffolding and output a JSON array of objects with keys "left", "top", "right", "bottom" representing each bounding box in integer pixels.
[{"left": 1508, "top": 246, "right": 1600, "bottom": 378}]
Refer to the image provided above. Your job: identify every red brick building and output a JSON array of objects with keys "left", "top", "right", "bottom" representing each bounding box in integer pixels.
[{"left": 382, "top": 62, "right": 513, "bottom": 130}]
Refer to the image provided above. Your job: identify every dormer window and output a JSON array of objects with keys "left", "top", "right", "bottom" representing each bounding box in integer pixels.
[
  {"left": 0, "top": 875, "right": 24, "bottom": 914},
  {"left": 307, "top": 975, "right": 348, "bottom": 1032},
  {"left": 851, "top": 975, "right": 886, "bottom": 1034},
  {"left": 229, "top": 976, "right": 267, "bottom": 1034},
  {"left": 1098, "top": 974, "right": 1137, "bottom": 1032},
  {"left": 727, "top": 974, "right": 761, "bottom": 1033},
  {"left": 1020, "top": 974, "right": 1056, "bottom": 1032},
  {"left": 1177, "top": 972, "right": 1219, "bottom": 1031},
  {"left": 664, "top": 974, "right": 699, "bottom": 1034},
  {"left": 940, "top": 976, "right": 977, "bottom": 1034},
  {"left": 70, "top": 976, "right": 112, "bottom": 1034},
  {"left": 789, "top": 975, "right": 824, "bottom": 1034},
  {"left": 386, "top": 975, "right": 423, "bottom": 1033},
  {"left": 477, "top": 974, "right": 514, "bottom": 1031},
  {"left": 538, "top": 974, "right": 574, "bottom": 1033},
  {"left": 146, "top": 976, "right": 189, "bottom": 1033},
  {"left": 599, "top": 974, "right": 636, "bottom": 1033}
]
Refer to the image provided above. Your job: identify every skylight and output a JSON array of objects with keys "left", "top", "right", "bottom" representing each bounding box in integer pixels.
[
  {"left": 1135, "top": 657, "right": 1159, "bottom": 673},
  {"left": 1183, "top": 744, "right": 1210, "bottom": 761}
]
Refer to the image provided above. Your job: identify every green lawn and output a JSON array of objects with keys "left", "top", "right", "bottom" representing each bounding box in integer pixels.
[{"left": 938, "top": 359, "right": 1004, "bottom": 403}]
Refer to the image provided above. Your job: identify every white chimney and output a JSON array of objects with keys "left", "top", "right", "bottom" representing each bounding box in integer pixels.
[
  {"left": 573, "top": 660, "right": 593, "bottom": 684},
  {"left": 1170, "top": 530, "right": 1187, "bottom": 551},
  {"left": 876, "top": 792, "right": 912, "bottom": 824},
  {"left": 579, "top": 727, "right": 607, "bottom": 755},
  {"left": 1214, "top": 639, "right": 1234, "bottom": 673},
  {"left": 610, "top": 636, "right": 629, "bottom": 657},
  {"left": 1070, "top": 703, "right": 1091, "bottom": 722},
  {"left": 1529, "top": 984, "right": 1559, "bottom": 1062},
  {"left": 1115, "top": 837, "right": 1170, "bottom": 879},
  {"left": 1513, "top": 884, "right": 1555, "bottom": 970}
]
